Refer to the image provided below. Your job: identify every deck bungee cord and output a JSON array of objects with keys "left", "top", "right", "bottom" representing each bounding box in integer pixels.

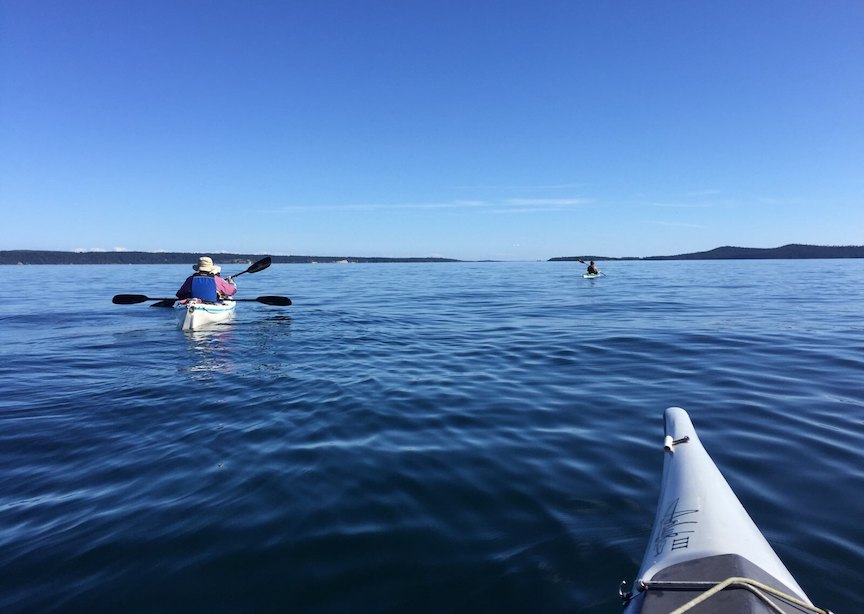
[{"left": 623, "top": 577, "right": 833, "bottom": 614}]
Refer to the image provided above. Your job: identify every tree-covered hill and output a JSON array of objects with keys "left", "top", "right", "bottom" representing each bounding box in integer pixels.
[
  {"left": 550, "top": 244, "right": 864, "bottom": 262},
  {"left": 0, "top": 251, "right": 460, "bottom": 265}
]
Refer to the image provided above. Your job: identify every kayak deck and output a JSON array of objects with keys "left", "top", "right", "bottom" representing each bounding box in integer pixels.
[
  {"left": 631, "top": 554, "right": 816, "bottom": 613},
  {"left": 623, "top": 407, "right": 825, "bottom": 614}
]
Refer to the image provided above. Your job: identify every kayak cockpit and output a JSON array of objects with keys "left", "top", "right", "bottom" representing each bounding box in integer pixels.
[{"left": 624, "top": 553, "right": 821, "bottom": 613}]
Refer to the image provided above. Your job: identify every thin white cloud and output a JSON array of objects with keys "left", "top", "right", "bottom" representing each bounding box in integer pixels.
[
  {"left": 643, "top": 220, "right": 709, "bottom": 229},
  {"left": 684, "top": 189, "right": 722, "bottom": 197},
  {"left": 262, "top": 200, "right": 488, "bottom": 213},
  {"left": 73, "top": 247, "right": 131, "bottom": 252},
  {"left": 755, "top": 196, "right": 801, "bottom": 206},
  {"left": 647, "top": 202, "right": 714, "bottom": 209},
  {"left": 454, "top": 182, "right": 585, "bottom": 191},
  {"left": 506, "top": 198, "right": 589, "bottom": 206},
  {"left": 490, "top": 208, "right": 566, "bottom": 214},
  {"left": 263, "top": 196, "right": 590, "bottom": 214}
]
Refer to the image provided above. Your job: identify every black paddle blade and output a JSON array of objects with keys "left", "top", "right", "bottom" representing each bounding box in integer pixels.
[
  {"left": 230, "top": 256, "right": 272, "bottom": 279},
  {"left": 150, "top": 299, "right": 177, "bottom": 308},
  {"left": 246, "top": 256, "right": 272, "bottom": 274},
  {"left": 112, "top": 294, "right": 150, "bottom": 304},
  {"left": 256, "top": 295, "right": 292, "bottom": 306}
]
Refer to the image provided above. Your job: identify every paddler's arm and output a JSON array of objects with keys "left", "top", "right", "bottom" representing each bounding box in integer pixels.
[
  {"left": 176, "top": 277, "right": 192, "bottom": 299},
  {"left": 216, "top": 276, "right": 237, "bottom": 297}
]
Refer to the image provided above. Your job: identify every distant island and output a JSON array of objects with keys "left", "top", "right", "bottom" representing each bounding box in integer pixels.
[
  {"left": 1, "top": 244, "right": 863, "bottom": 264},
  {"left": 0, "top": 251, "right": 460, "bottom": 265},
  {"left": 550, "top": 244, "right": 864, "bottom": 262}
]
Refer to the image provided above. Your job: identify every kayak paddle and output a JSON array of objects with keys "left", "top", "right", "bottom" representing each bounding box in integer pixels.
[
  {"left": 227, "top": 256, "right": 272, "bottom": 280},
  {"left": 115, "top": 256, "right": 281, "bottom": 307},
  {"left": 151, "top": 299, "right": 177, "bottom": 308},
  {"left": 113, "top": 294, "right": 292, "bottom": 306}
]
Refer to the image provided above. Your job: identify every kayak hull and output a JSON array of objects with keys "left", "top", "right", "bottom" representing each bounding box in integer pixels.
[
  {"left": 623, "top": 407, "right": 814, "bottom": 613},
  {"left": 178, "top": 298, "right": 236, "bottom": 331},
  {"left": 582, "top": 273, "right": 604, "bottom": 279}
]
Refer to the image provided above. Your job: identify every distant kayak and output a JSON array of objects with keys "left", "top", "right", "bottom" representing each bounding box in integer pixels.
[
  {"left": 622, "top": 407, "right": 826, "bottom": 613},
  {"left": 582, "top": 272, "right": 605, "bottom": 279}
]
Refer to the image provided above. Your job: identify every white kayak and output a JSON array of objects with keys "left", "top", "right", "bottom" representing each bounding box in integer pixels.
[
  {"left": 177, "top": 298, "right": 236, "bottom": 331},
  {"left": 623, "top": 407, "right": 827, "bottom": 614},
  {"left": 582, "top": 272, "right": 604, "bottom": 279}
]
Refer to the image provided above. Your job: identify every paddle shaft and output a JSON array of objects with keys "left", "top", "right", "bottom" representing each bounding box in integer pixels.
[
  {"left": 113, "top": 294, "right": 291, "bottom": 306},
  {"left": 228, "top": 256, "right": 271, "bottom": 280}
]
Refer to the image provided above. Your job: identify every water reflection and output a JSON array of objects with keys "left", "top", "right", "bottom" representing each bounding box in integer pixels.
[{"left": 180, "top": 325, "right": 236, "bottom": 379}]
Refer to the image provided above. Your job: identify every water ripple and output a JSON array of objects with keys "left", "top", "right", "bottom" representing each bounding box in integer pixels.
[{"left": 0, "top": 261, "right": 861, "bottom": 611}]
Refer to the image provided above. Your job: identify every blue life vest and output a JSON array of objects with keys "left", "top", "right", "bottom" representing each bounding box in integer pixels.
[{"left": 190, "top": 275, "right": 219, "bottom": 302}]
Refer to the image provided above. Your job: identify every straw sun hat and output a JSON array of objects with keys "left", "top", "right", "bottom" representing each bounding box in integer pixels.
[{"left": 193, "top": 256, "right": 221, "bottom": 274}]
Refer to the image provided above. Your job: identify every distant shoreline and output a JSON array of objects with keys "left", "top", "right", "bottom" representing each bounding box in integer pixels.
[
  {"left": 549, "top": 244, "right": 864, "bottom": 261},
  {"left": 0, "top": 251, "right": 461, "bottom": 265},
  {"left": 1, "top": 244, "right": 863, "bottom": 264}
]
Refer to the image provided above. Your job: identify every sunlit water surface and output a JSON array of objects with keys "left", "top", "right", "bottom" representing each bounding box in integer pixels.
[{"left": 2, "top": 260, "right": 862, "bottom": 612}]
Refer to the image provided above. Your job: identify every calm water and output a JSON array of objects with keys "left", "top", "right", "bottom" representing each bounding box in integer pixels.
[{"left": 1, "top": 260, "right": 862, "bottom": 612}]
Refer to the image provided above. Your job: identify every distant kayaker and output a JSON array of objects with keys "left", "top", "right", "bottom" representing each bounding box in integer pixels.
[
  {"left": 176, "top": 256, "right": 237, "bottom": 302},
  {"left": 586, "top": 260, "right": 600, "bottom": 275}
]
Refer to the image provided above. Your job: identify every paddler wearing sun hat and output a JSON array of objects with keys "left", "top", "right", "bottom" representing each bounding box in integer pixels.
[{"left": 176, "top": 256, "right": 237, "bottom": 302}]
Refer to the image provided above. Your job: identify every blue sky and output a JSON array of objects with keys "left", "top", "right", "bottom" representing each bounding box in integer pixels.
[{"left": 1, "top": 1, "right": 862, "bottom": 260}]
